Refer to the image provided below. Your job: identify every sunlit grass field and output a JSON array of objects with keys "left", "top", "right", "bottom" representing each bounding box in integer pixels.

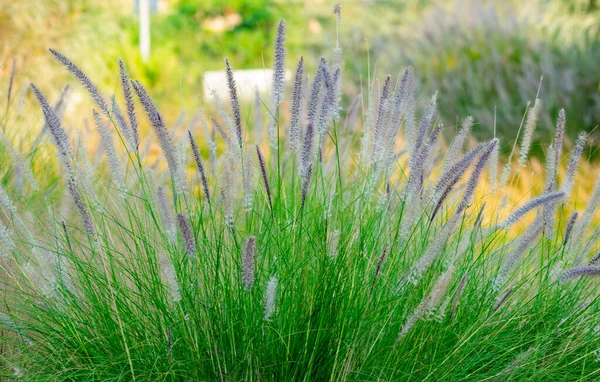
[{"left": 1, "top": 4, "right": 600, "bottom": 381}]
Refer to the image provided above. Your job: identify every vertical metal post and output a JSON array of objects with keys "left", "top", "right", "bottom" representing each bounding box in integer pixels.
[{"left": 140, "top": 0, "right": 151, "bottom": 62}]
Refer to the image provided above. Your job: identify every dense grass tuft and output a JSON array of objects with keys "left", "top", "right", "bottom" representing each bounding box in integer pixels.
[{"left": 1, "top": 12, "right": 600, "bottom": 381}]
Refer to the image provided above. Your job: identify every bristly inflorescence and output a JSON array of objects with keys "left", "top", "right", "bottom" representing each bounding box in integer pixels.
[
  {"left": 289, "top": 57, "right": 304, "bottom": 152},
  {"left": 255, "top": 145, "right": 273, "bottom": 212},
  {"left": 560, "top": 266, "right": 600, "bottom": 282},
  {"left": 242, "top": 236, "right": 256, "bottom": 291},
  {"left": 224, "top": 58, "right": 244, "bottom": 151},
  {"left": 132, "top": 80, "right": 187, "bottom": 193},
  {"left": 49, "top": 49, "right": 110, "bottom": 116},
  {"left": 177, "top": 213, "right": 195, "bottom": 258},
  {"left": 188, "top": 131, "right": 211, "bottom": 204},
  {"left": 118, "top": 58, "right": 139, "bottom": 151}
]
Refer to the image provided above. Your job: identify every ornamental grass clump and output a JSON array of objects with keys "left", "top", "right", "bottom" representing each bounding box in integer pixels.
[{"left": 2, "top": 9, "right": 600, "bottom": 381}]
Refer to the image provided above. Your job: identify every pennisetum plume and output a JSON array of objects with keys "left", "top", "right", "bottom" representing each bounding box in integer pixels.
[
  {"left": 255, "top": 145, "right": 273, "bottom": 212},
  {"left": 289, "top": 57, "right": 304, "bottom": 152},
  {"left": 588, "top": 251, "right": 600, "bottom": 266},
  {"left": 224, "top": 58, "right": 244, "bottom": 151},
  {"left": 243, "top": 148, "right": 256, "bottom": 211},
  {"left": 264, "top": 275, "right": 279, "bottom": 321},
  {"left": 499, "top": 191, "right": 565, "bottom": 230},
  {"left": 159, "top": 254, "right": 181, "bottom": 303},
  {"left": 562, "top": 132, "right": 587, "bottom": 200},
  {"left": 109, "top": 96, "right": 135, "bottom": 151},
  {"left": 371, "top": 75, "right": 392, "bottom": 165},
  {"left": 560, "top": 266, "right": 600, "bottom": 282},
  {"left": 30, "top": 84, "right": 74, "bottom": 175},
  {"left": 563, "top": 211, "right": 578, "bottom": 246},
  {"left": 118, "top": 58, "right": 139, "bottom": 151},
  {"left": 221, "top": 151, "right": 237, "bottom": 229},
  {"left": 157, "top": 187, "right": 176, "bottom": 244},
  {"left": 49, "top": 49, "right": 109, "bottom": 116},
  {"left": 93, "top": 110, "right": 126, "bottom": 195},
  {"left": 441, "top": 116, "right": 474, "bottom": 175},
  {"left": 188, "top": 131, "right": 211, "bottom": 204},
  {"left": 396, "top": 265, "right": 454, "bottom": 344},
  {"left": 270, "top": 20, "right": 286, "bottom": 148},
  {"left": 242, "top": 236, "right": 256, "bottom": 291},
  {"left": 131, "top": 80, "right": 185, "bottom": 192},
  {"left": 517, "top": 98, "right": 540, "bottom": 168},
  {"left": 177, "top": 213, "right": 195, "bottom": 258}
]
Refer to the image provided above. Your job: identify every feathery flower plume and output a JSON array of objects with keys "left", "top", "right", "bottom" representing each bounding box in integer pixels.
[
  {"left": 332, "top": 1, "right": 342, "bottom": 81},
  {"left": 562, "top": 132, "right": 587, "bottom": 200},
  {"left": 571, "top": 177, "right": 600, "bottom": 244},
  {"left": 371, "top": 75, "right": 392, "bottom": 164},
  {"left": 93, "top": 110, "right": 126, "bottom": 194},
  {"left": 243, "top": 148, "right": 256, "bottom": 210},
  {"left": 411, "top": 214, "right": 460, "bottom": 283},
  {"left": 197, "top": 111, "right": 216, "bottom": 168},
  {"left": 255, "top": 145, "right": 273, "bottom": 212},
  {"left": 30, "top": 84, "right": 74, "bottom": 174},
  {"left": 221, "top": 151, "right": 236, "bottom": 228},
  {"left": 434, "top": 142, "right": 486, "bottom": 196},
  {"left": 552, "top": 109, "right": 566, "bottom": 178},
  {"left": 307, "top": 59, "right": 326, "bottom": 126},
  {"left": 489, "top": 138, "right": 499, "bottom": 190},
  {"left": 157, "top": 187, "right": 176, "bottom": 243},
  {"left": 495, "top": 222, "right": 543, "bottom": 290},
  {"left": 449, "top": 274, "right": 467, "bottom": 319},
  {"left": 209, "top": 87, "right": 236, "bottom": 139},
  {"left": 211, "top": 116, "right": 232, "bottom": 149},
  {"left": 372, "top": 245, "right": 390, "bottom": 289},
  {"left": 396, "top": 265, "right": 454, "bottom": 344},
  {"left": 493, "top": 287, "right": 514, "bottom": 312},
  {"left": 318, "top": 66, "right": 338, "bottom": 134},
  {"left": 49, "top": 49, "right": 109, "bottom": 116},
  {"left": 300, "top": 122, "right": 315, "bottom": 180},
  {"left": 289, "top": 57, "right": 304, "bottom": 152},
  {"left": 499, "top": 192, "right": 565, "bottom": 230},
  {"left": 264, "top": 275, "right": 279, "bottom": 321},
  {"left": 272, "top": 20, "right": 286, "bottom": 109},
  {"left": 382, "top": 67, "right": 413, "bottom": 165},
  {"left": 159, "top": 254, "right": 181, "bottom": 302},
  {"left": 118, "top": 58, "right": 139, "bottom": 150},
  {"left": 560, "top": 266, "right": 600, "bottom": 282},
  {"left": 6, "top": 58, "right": 15, "bottom": 108},
  {"left": 110, "top": 96, "right": 134, "bottom": 149},
  {"left": 74, "top": 130, "right": 102, "bottom": 211},
  {"left": 242, "top": 236, "right": 256, "bottom": 291},
  {"left": 177, "top": 213, "right": 195, "bottom": 258},
  {"left": 131, "top": 80, "right": 184, "bottom": 191},
  {"left": 563, "top": 211, "right": 578, "bottom": 246},
  {"left": 414, "top": 92, "right": 437, "bottom": 152},
  {"left": 456, "top": 139, "right": 497, "bottom": 215},
  {"left": 403, "top": 83, "right": 417, "bottom": 151},
  {"left": 517, "top": 99, "right": 540, "bottom": 167},
  {"left": 588, "top": 251, "right": 600, "bottom": 266},
  {"left": 442, "top": 117, "right": 474, "bottom": 174},
  {"left": 253, "top": 88, "right": 264, "bottom": 144},
  {"left": 317, "top": 65, "right": 338, "bottom": 138},
  {"left": 66, "top": 177, "right": 95, "bottom": 237},
  {"left": 224, "top": 58, "right": 244, "bottom": 150},
  {"left": 301, "top": 163, "right": 313, "bottom": 208},
  {"left": 188, "top": 131, "right": 210, "bottom": 203}
]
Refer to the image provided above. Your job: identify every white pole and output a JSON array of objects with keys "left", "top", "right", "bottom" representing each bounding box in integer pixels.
[{"left": 140, "top": 0, "right": 150, "bottom": 62}]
